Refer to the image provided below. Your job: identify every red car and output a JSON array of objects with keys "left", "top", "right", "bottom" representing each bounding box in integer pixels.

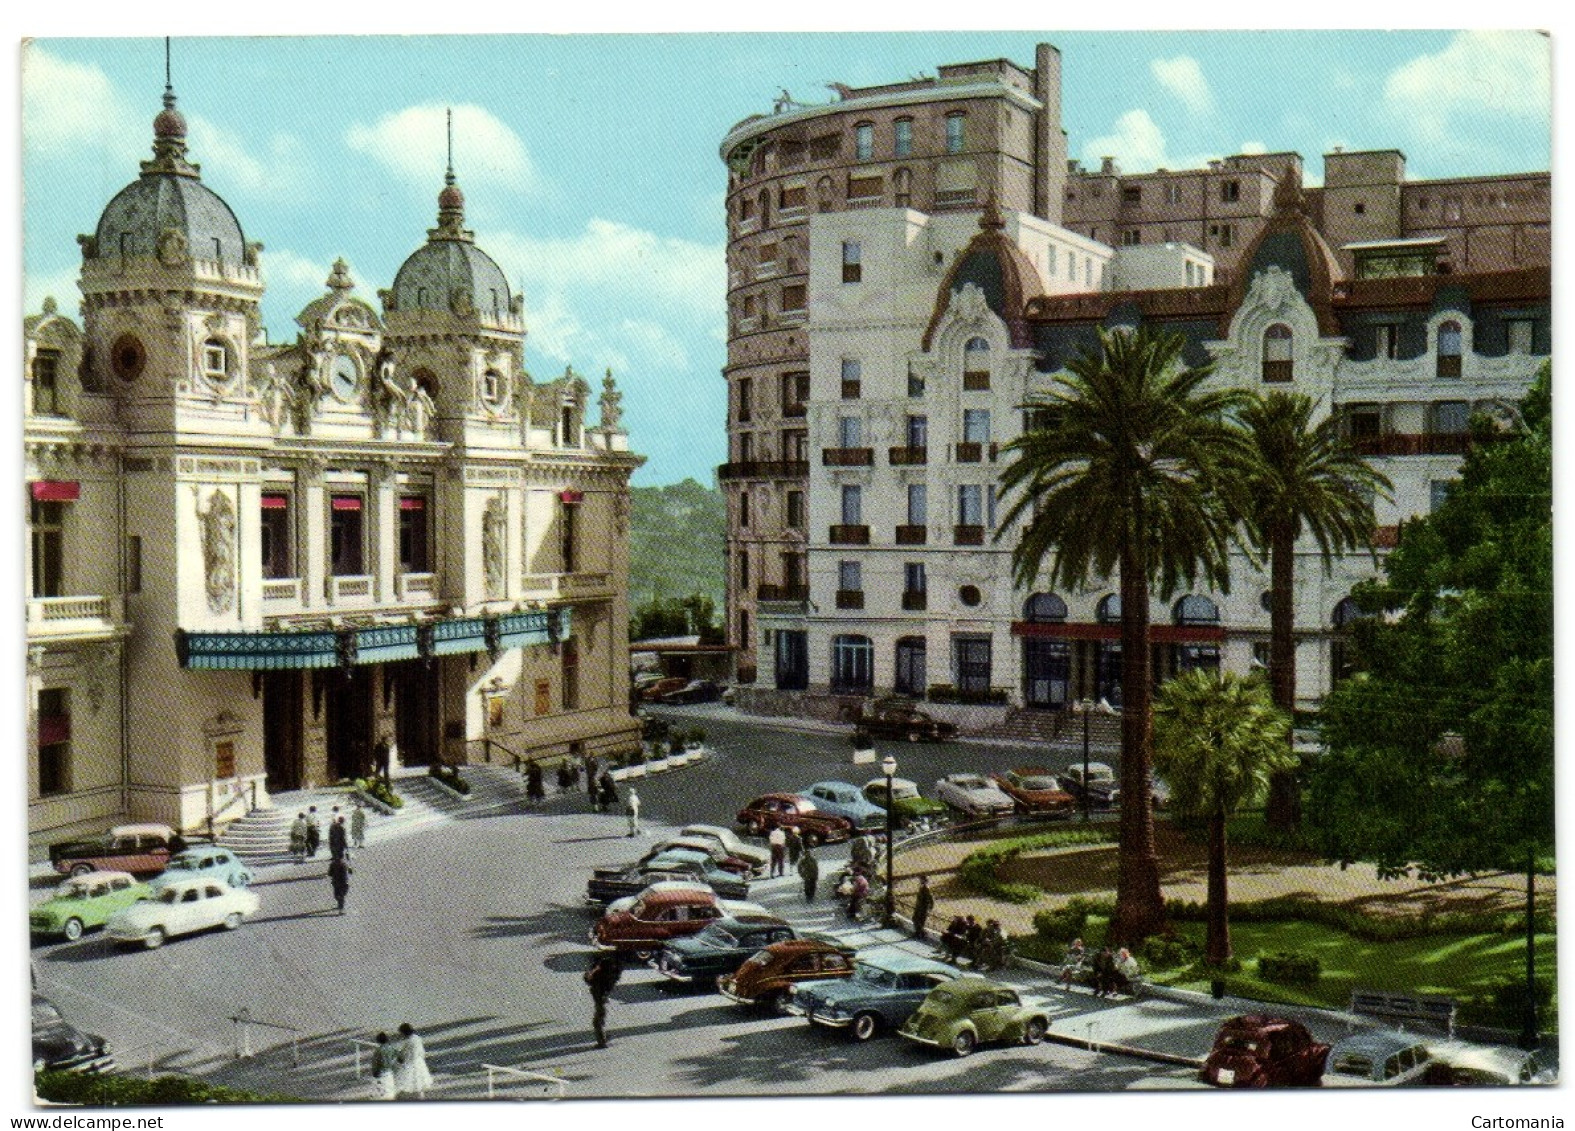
[
  {"left": 736, "top": 794, "right": 854, "bottom": 845},
  {"left": 49, "top": 824, "right": 185, "bottom": 877},
  {"left": 638, "top": 677, "right": 689, "bottom": 703},
  {"left": 990, "top": 769, "right": 1076, "bottom": 817},
  {"left": 591, "top": 888, "right": 780, "bottom": 959},
  {"left": 1200, "top": 1015, "right": 1330, "bottom": 1088}
]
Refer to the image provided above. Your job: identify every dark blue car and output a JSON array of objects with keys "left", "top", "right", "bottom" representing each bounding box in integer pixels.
[{"left": 789, "top": 951, "right": 959, "bottom": 1041}]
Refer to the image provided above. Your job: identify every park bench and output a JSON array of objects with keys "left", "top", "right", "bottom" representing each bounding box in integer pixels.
[{"left": 1348, "top": 989, "right": 1457, "bottom": 1037}]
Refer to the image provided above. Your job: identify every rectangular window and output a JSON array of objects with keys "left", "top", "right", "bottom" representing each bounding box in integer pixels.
[
  {"left": 904, "top": 561, "right": 927, "bottom": 594},
  {"left": 30, "top": 499, "right": 64, "bottom": 598},
  {"left": 1122, "top": 186, "right": 1142, "bottom": 204},
  {"left": 737, "top": 377, "right": 752, "bottom": 422},
  {"left": 958, "top": 484, "right": 983, "bottom": 526},
  {"left": 738, "top": 432, "right": 754, "bottom": 463},
  {"left": 907, "top": 368, "right": 925, "bottom": 398},
  {"left": 738, "top": 550, "right": 750, "bottom": 589},
  {"left": 1375, "top": 323, "right": 1401, "bottom": 360},
  {"left": 1506, "top": 319, "right": 1535, "bottom": 354},
  {"left": 987, "top": 484, "right": 997, "bottom": 529},
  {"left": 838, "top": 416, "right": 863, "bottom": 449},
  {"left": 561, "top": 640, "right": 579, "bottom": 711},
  {"left": 1046, "top": 246, "right": 1057, "bottom": 277},
  {"left": 1348, "top": 405, "right": 1382, "bottom": 440},
  {"left": 36, "top": 688, "right": 71, "bottom": 796},
  {"left": 1430, "top": 479, "right": 1455, "bottom": 513},
  {"left": 894, "top": 118, "right": 913, "bottom": 157},
  {"left": 847, "top": 175, "right": 883, "bottom": 200},
  {"left": 838, "top": 560, "right": 862, "bottom": 592},
  {"left": 757, "top": 242, "right": 777, "bottom": 271},
  {"left": 780, "top": 284, "right": 807, "bottom": 313},
  {"left": 1220, "top": 180, "right": 1240, "bottom": 203},
  {"left": 32, "top": 349, "right": 61, "bottom": 415},
  {"left": 855, "top": 123, "right": 873, "bottom": 161},
  {"left": 841, "top": 241, "right": 862, "bottom": 284},
  {"left": 945, "top": 113, "right": 965, "bottom": 154},
  {"left": 779, "top": 185, "right": 806, "bottom": 210},
  {"left": 1121, "top": 229, "right": 1141, "bottom": 246},
  {"left": 841, "top": 358, "right": 861, "bottom": 398},
  {"left": 329, "top": 496, "right": 365, "bottom": 576},
  {"left": 203, "top": 342, "right": 227, "bottom": 380},
  {"left": 810, "top": 134, "right": 840, "bottom": 160},
  {"left": 261, "top": 494, "right": 293, "bottom": 579},
  {"left": 840, "top": 484, "right": 863, "bottom": 525},
  {"left": 1432, "top": 401, "right": 1471, "bottom": 434},
  {"left": 907, "top": 483, "right": 927, "bottom": 526},
  {"left": 398, "top": 495, "right": 430, "bottom": 573},
  {"left": 125, "top": 535, "right": 142, "bottom": 594},
  {"left": 786, "top": 490, "right": 805, "bottom": 529},
  {"left": 906, "top": 414, "right": 928, "bottom": 449},
  {"left": 739, "top": 490, "right": 751, "bottom": 530},
  {"left": 775, "top": 629, "right": 809, "bottom": 690},
  {"left": 560, "top": 499, "right": 578, "bottom": 572},
  {"left": 1437, "top": 323, "right": 1463, "bottom": 378},
  {"left": 953, "top": 637, "right": 992, "bottom": 695},
  {"left": 784, "top": 429, "right": 808, "bottom": 462},
  {"left": 1165, "top": 183, "right": 1183, "bottom": 205},
  {"left": 963, "top": 409, "right": 992, "bottom": 444}
]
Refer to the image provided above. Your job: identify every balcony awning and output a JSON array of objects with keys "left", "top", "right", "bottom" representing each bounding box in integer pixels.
[
  {"left": 559, "top": 490, "right": 584, "bottom": 504},
  {"left": 261, "top": 494, "right": 290, "bottom": 510},
  {"left": 31, "top": 481, "right": 80, "bottom": 502},
  {"left": 175, "top": 607, "right": 573, "bottom": 671}
]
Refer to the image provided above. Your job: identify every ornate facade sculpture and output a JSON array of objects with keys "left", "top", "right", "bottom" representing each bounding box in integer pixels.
[
  {"left": 198, "top": 488, "right": 237, "bottom": 613},
  {"left": 598, "top": 369, "right": 625, "bottom": 432},
  {"left": 482, "top": 494, "right": 506, "bottom": 599}
]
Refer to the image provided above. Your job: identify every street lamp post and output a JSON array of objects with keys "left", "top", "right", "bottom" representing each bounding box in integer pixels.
[
  {"left": 1074, "top": 700, "right": 1093, "bottom": 822},
  {"left": 882, "top": 753, "right": 897, "bottom": 928}
]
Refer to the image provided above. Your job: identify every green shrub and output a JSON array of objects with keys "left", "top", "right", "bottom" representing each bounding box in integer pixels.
[
  {"left": 957, "top": 828, "right": 1119, "bottom": 905},
  {"left": 1163, "top": 896, "right": 1554, "bottom": 942},
  {"left": 429, "top": 763, "right": 471, "bottom": 795},
  {"left": 1140, "top": 933, "right": 1202, "bottom": 970},
  {"left": 1033, "top": 896, "right": 1113, "bottom": 943},
  {"left": 357, "top": 777, "right": 403, "bottom": 809},
  {"left": 35, "top": 1070, "right": 291, "bottom": 1105},
  {"left": 1257, "top": 950, "right": 1322, "bottom": 986},
  {"left": 1471, "top": 976, "right": 1557, "bottom": 1032}
]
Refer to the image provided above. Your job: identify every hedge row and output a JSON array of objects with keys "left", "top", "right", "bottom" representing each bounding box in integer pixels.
[
  {"left": 35, "top": 1070, "right": 289, "bottom": 1106},
  {"left": 957, "top": 827, "right": 1119, "bottom": 904},
  {"left": 1163, "top": 896, "right": 1554, "bottom": 941}
]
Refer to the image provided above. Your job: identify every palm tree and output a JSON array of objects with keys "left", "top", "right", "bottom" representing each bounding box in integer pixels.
[
  {"left": 998, "top": 325, "right": 1252, "bottom": 944},
  {"left": 1239, "top": 392, "right": 1391, "bottom": 830},
  {"left": 1152, "top": 670, "right": 1293, "bottom": 965}
]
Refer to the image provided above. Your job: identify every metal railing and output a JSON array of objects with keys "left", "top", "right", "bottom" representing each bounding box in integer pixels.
[
  {"left": 229, "top": 1009, "right": 302, "bottom": 1065},
  {"left": 115, "top": 1040, "right": 184, "bottom": 1080},
  {"left": 349, "top": 1037, "right": 381, "bottom": 1078},
  {"left": 482, "top": 1063, "right": 566, "bottom": 1099}
]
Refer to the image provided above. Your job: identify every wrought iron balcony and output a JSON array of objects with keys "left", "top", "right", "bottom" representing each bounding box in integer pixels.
[
  {"left": 889, "top": 446, "right": 928, "bottom": 466},
  {"left": 953, "top": 525, "right": 985, "bottom": 546},
  {"left": 823, "top": 448, "right": 874, "bottom": 467},
  {"left": 895, "top": 525, "right": 927, "bottom": 545},
  {"left": 835, "top": 589, "right": 865, "bottom": 610},
  {"left": 829, "top": 524, "right": 871, "bottom": 545}
]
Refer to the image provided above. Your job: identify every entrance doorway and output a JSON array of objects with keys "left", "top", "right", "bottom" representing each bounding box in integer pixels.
[
  {"left": 391, "top": 661, "right": 439, "bottom": 768},
  {"left": 262, "top": 671, "right": 304, "bottom": 791},
  {"left": 324, "top": 667, "right": 375, "bottom": 781},
  {"left": 1023, "top": 638, "right": 1069, "bottom": 708}
]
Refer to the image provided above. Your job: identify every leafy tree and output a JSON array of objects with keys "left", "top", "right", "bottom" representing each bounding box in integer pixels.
[
  {"left": 630, "top": 593, "right": 723, "bottom": 644},
  {"left": 1308, "top": 364, "right": 1552, "bottom": 1045},
  {"left": 998, "top": 325, "right": 1252, "bottom": 943},
  {"left": 1238, "top": 391, "right": 1391, "bottom": 829},
  {"left": 1152, "top": 670, "right": 1294, "bottom": 965}
]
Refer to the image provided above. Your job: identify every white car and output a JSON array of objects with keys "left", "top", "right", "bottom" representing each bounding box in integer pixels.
[
  {"left": 679, "top": 824, "right": 771, "bottom": 873},
  {"left": 1430, "top": 1042, "right": 1558, "bottom": 1086},
  {"left": 105, "top": 877, "right": 260, "bottom": 949},
  {"left": 933, "top": 773, "right": 1015, "bottom": 818},
  {"left": 1322, "top": 1033, "right": 1439, "bottom": 1086}
]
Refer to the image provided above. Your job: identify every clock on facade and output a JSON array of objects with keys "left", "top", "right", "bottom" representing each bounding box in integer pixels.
[{"left": 331, "top": 353, "right": 359, "bottom": 400}]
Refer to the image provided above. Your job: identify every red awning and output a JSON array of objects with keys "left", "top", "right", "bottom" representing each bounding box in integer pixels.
[
  {"left": 30, "top": 481, "right": 80, "bottom": 502},
  {"left": 1012, "top": 621, "right": 1226, "bottom": 644},
  {"left": 330, "top": 496, "right": 363, "bottom": 511},
  {"left": 261, "top": 494, "right": 289, "bottom": 510},
  {"left": 559, "top": 490, "right": 584, "bottom": 504},
  {"left": 399, "top": 497, "right": 427, "bottom": 511},
  {"left": 38, "top": 714, "right": 71, "bottom": 746}
]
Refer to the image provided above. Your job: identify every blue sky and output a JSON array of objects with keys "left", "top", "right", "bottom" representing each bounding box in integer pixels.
[{"left": 21, "top": 30, "right": 1551, "bottom": 487}]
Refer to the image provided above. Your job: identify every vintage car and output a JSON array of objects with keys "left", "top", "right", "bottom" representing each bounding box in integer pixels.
[
  {"left": 661, "top": 679, "right": 724, "bottom": 705},
  {"left": 803, "top": 781, "right": 888, "bottom": 832},
  {"left": 859, "top": 701, "right": 958, "bottom": 743},
  {"left": 790, "top": 952, "right": 959, "bottom": 1041},
  {"left": 637, "top": 677, "right": 689, "bottom": 702},
  {"left": 49, "top": 823, "right": 185, "bottom": 877},
  {"left": 602, "top": 880, "right": 715, "bottom": 917},
  {"left": 591, "top": 888, "right": 772, "bottom": 958},
  {"left": 149, "top": 847, "right": 255, "bottom": 892},
  {"left": 637, "top": 836, "right": 754, "bottom": 876},
  {"left": 32, "top": 994, "right": 113, "bottom": 1074},
  {"left": 735, "top": 794, "right": 853, "bottom": 845},
  {"left": 1431, "top": 1042, "right": 1559, "bottom": 1086},
  {"left": 1199, "top": 1015, "right": 1330, "bottom": 1087},
  {"left": 655, "top": 916, "right": 798, "bottom": 985},
  {"left": 991, "top": 768, "right": 1077, "bottom": 817},
  {"left": 678, "top": 824, "right": 771, "bottom": 873},
  {"left": 30, "top": 871, "right": 152, "bottom": 942},
  {"left": 1057, "top": 762, "right": 1121, "bottom": 810},
  {"left": 586, "top": 851, "right": 751, "bottom": 906},
  {"left": 897, "top": 975, "right": 1050, "bottom": 1057},
  {"left": 932, "top": 773, "right": 1015, "bottom": 818},
  {"left": 1323, "top": 1032, "right": 1447, "bottom": 1087},
  {"left": 105, "top": 877, "right": 260, "bottom": 949},
  {"left": 862, "top": 778, "right": 949, "bottom": 827},
  {"left": 718, "top": 938, "right": 858, "bottom": 1014}
]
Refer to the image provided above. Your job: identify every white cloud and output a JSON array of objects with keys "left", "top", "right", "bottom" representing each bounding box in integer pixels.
[
  {"left": 1081, "top": 110, "right": 1174, "bottom": 173},
  {"left": 187, "top": 115, "right": 310, "bottom": 200},
  {"left": 21, "top": 46, "right": 141, "bottom": 167},
  {"left": 1384, "top": 31, "right": 1550, "bottom": 141},
  {"left": 346, "top": 104, "right": 538, "bottom": 194},
  {"left": 1150, "top": 56, "right": 1213, "bottom": 116},
  {"left": 261, "top": 248, "right": 332, "bottom": 292},
  {"left": 1239, "top": 141, "right": 1268, "bottom": 156}
]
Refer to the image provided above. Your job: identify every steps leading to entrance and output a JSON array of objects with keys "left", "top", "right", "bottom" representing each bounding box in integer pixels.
[
  {"left": 218, "top": 807, "right": 297, "bottom": 861},
  {"left": 985, "top": 708, "right": 1123, "bottom": 747},
  {"left": 395, "top": 764, "right": 535, "bottom": 818}
]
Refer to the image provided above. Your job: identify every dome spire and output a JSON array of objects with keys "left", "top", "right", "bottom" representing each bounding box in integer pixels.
[
  {"left": 145, "top": 36, "right": 198, "bottom": 178},
  {"left": 433, "top": 106, "right": 469, "bottom": 240}
]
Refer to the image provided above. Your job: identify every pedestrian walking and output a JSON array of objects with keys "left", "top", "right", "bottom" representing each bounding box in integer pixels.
[
  {"left": 850, "top": 833, "right": 875, "bottom": 873},
  {"left": 797, "top": 846, "right": 819, "bottom": 902},
  {"left": 350, "top": 801, "right": 367, "bottom": 849},
  {"left": 941, "top": 916, "right": 969, "bottom": 963},
  {"left": 556, "top": 760, "right": 572, "bottom": 792},
  {"left": 369, "top": 1032, "right": 396, "bottom": 1100},
  {"left": 768, "top": 826, "right": 787, "bottom": 877},
  {"left": 374, "top": 734, "right": 393, "bottom": 784},
  {"left": 911, "top": 874, "right": 934, "bottom": 941},
  {"left": 328, "top": 855, "right": 352, "bottom": 914},
  {"left": 584, "top": 953, "right": 622, "bottom": 1049},
  {"left": 392, "top": 1022, "right": 432, "bottom": 1098},
  {"left": 289, "top": 812, "right": 308, "bottom": 863},
  {"left": 784, "top": 826, "right": 802, "bottom": 869},
  {"left": 626, "top": 788, "right": 642, "bottom": 837},
  {"left": 526, "top": 761, "right": 545, "bottom": 803},
  {"left": 305, "top": 806, "right": 321, "bottom": 858},
  {"left": 598, "top": 770, "right": 618, "bottom": 813},
  {"left": 329, "top": 815, "right": 348, "bottom": 861},
  {"left": 585, "top": 756, "right": 600, "bottom": 805},
  {"left": 846, "top": 869, "right": 870, "bottom": 920}
]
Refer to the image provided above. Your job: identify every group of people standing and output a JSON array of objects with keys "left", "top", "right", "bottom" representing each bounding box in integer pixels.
[
  {"left": 368, "top": 1022, "right": 434, "bottom": 1099},
  {"left": 288, "top": 802, "right": 363, "bottom": 914},
  {"left": 939, "top": 914, "right": 1010, "bottom": 970}
]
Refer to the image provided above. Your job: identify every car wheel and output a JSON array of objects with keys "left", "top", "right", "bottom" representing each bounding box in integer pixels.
[
  {"left": 951, "top": 1029, "right": 977, "bottom": 1057},
  {"left": 223, "top": 912, "right": 243, "bottom": 931},
  {"left": 62, "top": 918, "right": 84, "bottom": 942},
  {"left": 632, "top": 948, "right": 655, "bottom": 963},
  {"left": 143, "top": 927, "right": 166, "bottom": 950},
  {"left": 1023, "top": 1018, "right": 1047, "bottom": 1046},
  {"left": 767, "top": 990, "right": 793, "bottom": 1016},
  {"left": 744, "top": 820, "right": 763, "bottom": 836},
  {"left": 852, "top": 1013, "right": 880, "bottom": 1042},
  {"left": 70, "top": 863, "right": 93, "bottom": 877}
]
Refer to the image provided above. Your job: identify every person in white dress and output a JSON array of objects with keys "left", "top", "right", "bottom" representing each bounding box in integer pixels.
[
  {"left": 393, "top": 1021, "right": 433, "bottom": 1099},
  {"left": 627, "top": 789, "right": 642, "bottom": 837}
]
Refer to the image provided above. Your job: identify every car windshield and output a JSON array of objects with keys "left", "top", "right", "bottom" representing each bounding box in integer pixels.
[
  {"left": 697, "top": 926, "right": 739, "bottom": 947},
  {"left": 156, "top": 888, "right": 181, "bottom": 904},
  {"left": 1220, "top": 1035, "right": 1260, "bottom": 1053},
  {"left": 60, "top": 883, "right": 93, "bottom": 900},
  {"left": 1020, "top": 776, "right": 1058, "bottom": 790},
  {"left": 741, "top": 950, "right": 769, "bottom": 969},
  {"left": 953, "top": 776, "right": 986, "bottom": 790},
  {"left": 853, "top": 963, "right": 896, "bottom": 989},
  {"left": 167, "top": 857, "right": 198, "bottom": 870}
]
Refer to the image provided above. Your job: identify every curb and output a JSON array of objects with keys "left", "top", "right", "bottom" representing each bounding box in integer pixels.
[{"left": 1044, "top": 1028, "right": 1205, "bottom": 1070}]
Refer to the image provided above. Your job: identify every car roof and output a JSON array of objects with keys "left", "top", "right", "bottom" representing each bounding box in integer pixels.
[
  {"left": 864, "top": 777, "right": 918, "bottom": 790},
  {"left": 767, "top": 937, "right": 845, "bottom": 955},
  {"left": 638, "top": 888, "right": 720, "bottom": 908},
  {"left": 111, "top": 823, "right": 178, "bottom": 838},
  {"left": 62, "top": 870, "right": 138, "bottom": 885},
  {"left": 709, "top": 914, "right": 789, "bottom": 931},
  {"left": 936, "top": 975, "right": 1012, "bottom": 993},
  {"left": 156, "top": 876, "right": 229, "bottom": 892},
  {"left": 1222, "top": 1014, "right": 1302, "bottom": 1033},
  {"left": 945, "top": 773, "right": 988, "bottom": 784},
  {"left": 859, "top": 952, "right": 957, "bottom": 976},
  {"left": 170, "top": 847, "right": 229, "bottom": 860},
  {"left": 808, "top": 781, "right": 860, "bottom": 792},
  {"left": 1007, "top": 767, "right": 1056, "bottom": 776},
  {"left": 681, "top": 824, "right": 731, "bottom": 837},
  {"left": 1329, "top": 1033, "right": 1425, "bottom": 1059}
]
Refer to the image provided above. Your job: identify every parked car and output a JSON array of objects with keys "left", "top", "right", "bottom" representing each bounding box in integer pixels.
[
  {"left": 718, "top": 938, "right": 858, "bottom": 1014},
  {"left": 49, "top": 823, "right": 186, "bottom": 877},
  {"left": 149, "top": 847, "right": 254, "bottom": 892},
  {"left": 30, "top": 871, "right": 152, "bottom": 942},
  {"left": 790, "top": 952, "right": 960, "bottom": 1041},
  {"left": 933, "top": 773, "right": 1015, "bottom": 818},
  {"left": 637, "top": 677, "right": 689, "bottom": 702},
  {"left": 1057, "top": 762, "right": 1120, "bottom": 810},
  {"left": 859, "top": 701, "right": 958, "bottom": 743},
  {"left": 591, "top": 888, "right": 773, "bottom": 959},
  {"left": 803, "top": 781, "right": 888, "bottom": 832},
  {"left": 31, "top": 994, "right": 113, "bottom": 1074},
  {"left": 105, "top": 877, "right": 260, "bottom": 949},
  {"left": 1323, "top": 1033, "right": 1447, "bottom": 1087},
  {"left": 735, "top": 794, "right": 853, "bottom": 845},
  {"left": 897, "top": 976, "right": 1050, "bottom": 1057},
  {"left": 637, "top": 836, "right": 754, "bottom": 876},
  {"left": 678, "top": 824, "right": 771, "bottom": 873},
  {"left": 661, "top": 679, "right": 724, "bottom": 705},
  {"left": 1199, "top": 1015, "right": 1330, "bottom": 1087},
  {"left": 586, "top": 851, "right": 751, "bottom": 905},
  {"left": 862, "top": 778, "right": 950, "bottom": 827},
  {"left": 655, "top": 916, "right": 798, "bottom": 985},
  {"left": 602, "top": 880, "right": 715, "bottom": 918},
  {"left": 1431, "top": 1042, "right": 1559, "bottom": 1086},
  {"left": 991, "top": 768, "right": 1076, "bottom": 817}
]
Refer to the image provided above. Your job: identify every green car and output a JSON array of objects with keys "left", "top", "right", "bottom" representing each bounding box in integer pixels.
[
  {"left": 30, "top": 871, "right": 152, "bottom": 942},
  {"left": 862, "top": 779, "right": 949, "bottom": 827},
  {"left": 897, "top": 975, "right": 1050, "bottom": 1057}
]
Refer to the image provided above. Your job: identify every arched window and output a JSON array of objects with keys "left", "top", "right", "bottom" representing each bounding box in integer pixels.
[
  {"left": 854, "top": 122, "right": 874, "bottom": 161},
  {"left": 1096, "top": 593, "right": 1122, "bottom": 624},
  {"left": 963, "top": 337, "right": 991, "bottom": 390},
  {"left": 1023, "top": 593, "right": 1068, "bottom": 623},
  {"left": 1437, "top": 320, "right": 1463, "bottom": 379},
  {"left": 1172, "top": 595, "right": 1221, "bottom": 626},
  {"left": 1331, "top": 596, "right": 1369, "bottom": 629},
  {"left": 830, "top": 634, "right": 874, "bottom": 692},
  {"left": 1262, "top": 323, "right": 1293, "bottom": 382}
]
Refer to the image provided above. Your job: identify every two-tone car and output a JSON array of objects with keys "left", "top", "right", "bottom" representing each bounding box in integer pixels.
[
  {"left": 863, "top": 778, "right": 949, "bottom": 827},
  {"left": 678, "top": 824, "right": 771, "bottom": 874},
  {"left": 991, "top": 768, "right": 1076, "bottom": 818},
  {"left": 790, "top": 952, "right": 959, "bottom": 1041},
  {"left": 803, "top": 781, "right": 888, "bottom": 833},
  {"left": 859, "top": 701, "right": 958, "bottom": 743},
  {"left": 655, "top": 916, "right": 798, "bottom": 986},
  {"left": 1199, "top": 1015, "right": 1330, "bottom": 1087},
  {"left": 897, "top": 976, "right": 1050, "bottom": 1057},
  {"left": 636, "top": 836, "right": 755, "bottom": 877},
  {"left": 933, "top": 773, "right": 1015, "bottom": 819},
  {"left": 32, "top": 995, "right": 113, "bottom": 1074},
  {"left": 105, "top": 877, "right": 260, "bottom": 949},
  {"left": 718, "top": 938, "right": 858, "bottom": 1014},
  {"left": 735, "top": 794, "right": 853, "bottom": 845},
  {"left": 591, "top": 888, "right": 773, "bottom": 960},
  {"left": 49, "top": 823, "right": 185, "bottom": 877},
  {"left": 149, "top": 847, "right": 254, "bottom": 892},
  {"left": 586, "top": 850, "right": 752, "bottom": 905},
  {"left": 1057, "top": 762, "right": 1120, "bottom": 810},
  {"left": 1323, "top": 1033, "right": 1446, "bottom": 1087},
  {"left": 30, "top": 871, "right": 151, "bottom": 942}
]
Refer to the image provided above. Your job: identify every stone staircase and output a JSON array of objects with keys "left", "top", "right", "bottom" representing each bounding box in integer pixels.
[
  {"left": 395, "top": 764, "right": 535, "bottom": 819},
  {"left": 218, "top": 807, "right": 298, "bottom": 862}
]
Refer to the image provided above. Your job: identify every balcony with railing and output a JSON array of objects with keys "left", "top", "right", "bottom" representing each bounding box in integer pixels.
[
  {"left": 889, "top": 446, "right": 928, "bottom": 466},
  {"left": 1350, "top": 432, "right": 1473, "bottom": 457},
  {"left": 902, "top": 590, "right": 928, "bottom": 611},
  {"left": 829, "top": 525, "right": 870, "bottom": 545},
  {"left": 262, "top": 578, "right": 303, "bottom": 607},
  {"left": 823, "top": 448, "right": 874, "bottom": 467},
  {"left": 325, "top": 575, "right": 373, "bottom": 605},
  {"left": 396, "top": 572, "right": 438, "bottom": 603},
  {"left": 953, "top": 525, "right": 986, "bottom": 546},
  {"left": 718, "top": 460, "right": 810, "bottom": 480},
  {"left": 562, "top": 571, "right": 614, "bottom": 597},
  {"left": 756, "top": 583, "right": 809, "bottom": 604},
  {"left": 835, "top": 589, "right": 865, "bottom": 610},
  {"left": 954, "top": 442, "right": 998, "bottom": 464},
  {"left": 895, "top": 525, "right": 927, "bottom": 545},
  {"left": 26, "top": 594, "right": 124, "bottom": 640}
]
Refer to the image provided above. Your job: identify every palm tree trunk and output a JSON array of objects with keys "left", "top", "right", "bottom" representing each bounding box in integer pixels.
[
  {"left": 1265, "top": 522, "right": 1302, "bottom": 830},
  {"left": 1109, "top": 548, "right": 1166, "bottom": 945},
  {"left": 1206, "top": 806, "right": 1231, "bottom": 966}
]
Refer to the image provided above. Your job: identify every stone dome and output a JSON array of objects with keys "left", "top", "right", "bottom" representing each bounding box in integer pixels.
[{"left": 390, "top": 171, "right": 512, "bottom": 320}]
